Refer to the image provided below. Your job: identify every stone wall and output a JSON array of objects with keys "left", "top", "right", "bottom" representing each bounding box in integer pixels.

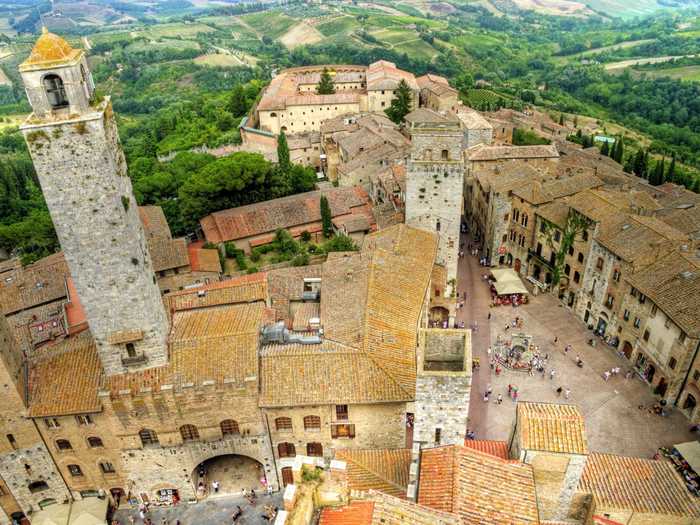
[
  {"left": 259, "top": 102, "right": 361, "bottom": 135},
  {"left": 406, "top": 127, "right": 464, "bottom": 294},
  {"left": 21, "top": 101, "right": 169, "bottom": 376},
  {"left": 464, "top": 127, "right": 493, "bottom": 150}
]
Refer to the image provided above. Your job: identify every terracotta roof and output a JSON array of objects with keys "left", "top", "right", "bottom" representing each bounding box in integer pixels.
[
  {"left": 468, "top": 144, "right": 559, "bottom": 161},
  {"left": 291, "top": 301, "right": 320, "bottom": 331},
  {"left": 165, "top": 273, "right": 267, "bottom": 313},
  {"left": 455, "top": 107, "right": 492, "bottom": 130},
  {"left": 259, "top": 342, "right": 408, "bottom": 407},
  {"left": 319, "top": 501, "right": 374, "bottom": 525},
  {"left": 64, "top": 277, "right": 87, "bottom": 335},
  {"left": 139, "top": 206, "right": 172, "bottom": 240},
  {"left": 579, "top": 453, "right": 700, "bottom": 517},
  {"left": 404, "top": 108, "right": 459, "bottom": 124},
  {"left": 335, "top": 449, "right": 411, "bottom": 499},
  {"left": 148, "top": 237, "right": 189, "bottom": 272},
  {"left": 0, "top": 252, "right": 69, "bottom": 315},
  {"left": 260, "top": 225, "right": 436, "bottom": 406},
  {"left": 517, "top": 402, "right": 588, "bottom": 455},
  {"left": 418, "top": 445, "right": 539, "bottom": 524},
  {"left": 28, "top": 332, "right": 102, "bottom": 417},
  {"left": 625, "top": 252, "right": 700, "bottom": 338},
  {"left": 200, "top": 187, "right": 374, "bottom": 244},
  {"left": 187, "top": 242, "right": 222, "bottom": 273},
  {"left": 536, "top": 201, "right": 570, "bottom": 228},
  {"left": 366, "top": 60, "right": 418, "bottom": 91},
  {"left": 106, "top": 302, "right": 263, "bottom": 394},
  {"left": 463, "top": 440, "right": 509, "bottom": 459},
  {"left": 367, "top": 491, "right": 457, "bottom": 524},
  {"left": 20, "top": 28, "right": 82, "bottom": 71}
]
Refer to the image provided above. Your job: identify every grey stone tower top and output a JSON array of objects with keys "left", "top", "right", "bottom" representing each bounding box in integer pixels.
[{"left": 18, "top": 31, "right": 169, "bottom": 376}]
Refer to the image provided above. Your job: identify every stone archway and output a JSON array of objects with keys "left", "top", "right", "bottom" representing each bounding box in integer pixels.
[
  {"left": 193, "top": 454, "right": 266, "bottom": 499},
  {"left": 429, "top": 306, "right": 449, "bottom": 326},
  {"left": 622, "top": 340, "right": 633, "bottom": 359}
]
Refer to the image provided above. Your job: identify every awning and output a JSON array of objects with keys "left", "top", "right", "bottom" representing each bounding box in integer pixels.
[
  {"left": 31, "top": 498, "right": 108, "bottom": 525},
  {"left": 490, "top": 268, "right": 529, "bottom": 296},
  {"left": 30, "top": 503, "right": 70, "bottom": 525},
  {"left": 674, "top": 441, "right": 700, "bottom": 474}
]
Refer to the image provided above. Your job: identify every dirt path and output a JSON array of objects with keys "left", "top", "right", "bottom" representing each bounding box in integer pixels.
[{"left": 605, "top": 54, "right": 698, "bottom": 71}]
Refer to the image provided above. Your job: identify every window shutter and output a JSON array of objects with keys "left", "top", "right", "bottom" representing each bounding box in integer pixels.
[
  {"left": 348, "top": 424, "right": 355, "bottom": 438},
  {"left": 331, "top": 425, "right": 338, "bottom": 439}
]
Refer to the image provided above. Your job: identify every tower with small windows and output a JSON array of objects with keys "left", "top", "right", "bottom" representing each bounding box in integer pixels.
[
  {"left": 404, "top": 109, "right": 464, "bottom": 296},
  {"left": 19, "top": 29, "right": 169, "bottom": 376}
]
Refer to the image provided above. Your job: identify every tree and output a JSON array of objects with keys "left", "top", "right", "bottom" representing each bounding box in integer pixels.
[
  {"left": 320, "top": 195, "right": 333, "bottom": 238},
  {"left": 321, "top": 233, "right": 357, "bottom": 253},
  {"left": 632, "top": 149, "right": 645, "bottom": 178},
  {"left": 667, "top": 155, "right": 676, "bottom": 183},
  {"left": 385, "top": 79, "right": 413, "bottom": 124},
  {"left": 228, "top": 84, "right": 248, "bottom": 117},
  {"left": 612, "top": 136, "right": 624, "bottom": 163},
  {"left": 650, "top": 158, "right": 665, "bottom": 186},
  {"left": 558, "top": 113, "right": 565, "bottom": 126},
  {"left": 277, "top": 131, "right": 290, "bottom": 175},
  {"left": 600, "top": 141, "right": 609, "bottom": 156},
  {"left": 454, "top": 72, "right": 474, "bottom": 93},
  {"left": 316, "top": 68, "right": 335, "bottom": 95}
]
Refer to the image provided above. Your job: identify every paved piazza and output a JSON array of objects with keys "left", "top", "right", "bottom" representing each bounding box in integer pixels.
[{"left": 458, "top": 239, "right": 696, "bottom": 458}]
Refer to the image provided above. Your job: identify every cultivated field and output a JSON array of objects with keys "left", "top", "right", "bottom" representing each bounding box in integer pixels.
[
  {"left": 605, "top": 54, "right": 699, "bottom": 72},
  {"left": 510, "top": 0, "right": 593, "bottom": 17},
  {"left": 279, "top": 22, "right": 324, "bottom": 50},
  {"left": 635, "top": 64, "right": 700, "bottom": 82}
]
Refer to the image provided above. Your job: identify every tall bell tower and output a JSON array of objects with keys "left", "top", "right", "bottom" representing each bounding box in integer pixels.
[{"left": 18, "top": 30, "right": 169, "bottom": 376}]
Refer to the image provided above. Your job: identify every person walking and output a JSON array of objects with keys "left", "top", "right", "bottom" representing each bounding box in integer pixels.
[
  {"left": 497, "top": 394, "right": 503, "bottom": 404},
  {"left": 556, "top": 386, "right": 563, "bottom": 397},
  {"left": 565, "top": 388, "right": 571, "bottom": 400},
  {"left": 487, "top": 384, "right": 493, "bottom": 396},
  {"left": 550, "top": 369, "right": 556, "bottom": 380},
  {"left": 212, "top": 480, "right": 220, "bottom": 494}
]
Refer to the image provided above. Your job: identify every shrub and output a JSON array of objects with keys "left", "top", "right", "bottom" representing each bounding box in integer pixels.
[
  {"left": 300, "top": 230, "right": 311, "bottom": 242},
  {"left": 250, "top": 247, "right": 262, "bottom": 262},
  {"left": 321, "top": 234, "right": 357, "bottom": 253},
  {"left": 291, "top": 252, "right": 310, "bottom": 267}
]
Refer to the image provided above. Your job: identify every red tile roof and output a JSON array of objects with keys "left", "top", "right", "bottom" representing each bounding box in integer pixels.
[
  {"left": 200, "top": 187, "right": 374, "bottom": 244},
  {"left": 319, "top": 501, "right": 374, "bottom": 525},
  {"left": 64, "top": 277, "right": 87, "bottom": 335},
  {"left": 418, "top": 445, "right": 539, "bottom": 525},
  {"left": 463, "top": 440, "right": 509, "bottom": 460}
]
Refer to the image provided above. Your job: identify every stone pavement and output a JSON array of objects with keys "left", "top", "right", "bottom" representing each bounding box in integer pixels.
[
  {"left": 457, "top": 236, "right": 696, "bottom": 458},
  {"left": 113, "top": 493, "right": 283, "bottom": 525}
]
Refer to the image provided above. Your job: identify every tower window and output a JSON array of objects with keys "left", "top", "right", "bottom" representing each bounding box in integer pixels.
[
  {"left": 6, "top": 434, "right": 16, "bottom": 449},
  {"left": 43, "top": 74, "right": 68, "bottom": 109},
  {"left": 67, "top": 464, "right": 83, "bottom": 477},
  {"left": 434, "top": 428, "right": 441, "bottom": 445},
  {"left": 436, "top": 220, "right": 441, "bottom": 232},
  {"left": 441, "top": 150, "right": 449, "bottom": 160},
  {"left": 125, "top": 343, "right": 136, "bottom": 358}
]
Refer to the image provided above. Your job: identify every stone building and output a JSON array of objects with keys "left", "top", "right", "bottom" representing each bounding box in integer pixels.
[
  {"left": 405, "top": 108, "right": 464, "bottom": 297},
  {"left": 252, "top": 62, "right": 419, "bottom": 137},
  {"left": 509, "top": 402, "right": 589, "bottom": 522},
  {"left": 19, "top": 30, "right": 169, "bottom": 377},
  {"left": 416, "top": 74, "right": 458, "bottom": 113}
]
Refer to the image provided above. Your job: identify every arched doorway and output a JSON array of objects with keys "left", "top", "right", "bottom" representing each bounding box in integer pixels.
[
  {"left": 645, "top": 364, "right": 656, "bottom": 383},
  {"left": 654, "top": 377, "right": 668, "bottom": 397},
  {"left": 514, "top": 258, "right": 521, "bottom": 273},
  {"left": 193, "top": 454, "right": 266, "bottom": 498},
  {"left": 429, "top": 306, "right": 449, "bottom": 326},
  {"left": 622, "top": 341, "right": 633, "bottom": 359}
]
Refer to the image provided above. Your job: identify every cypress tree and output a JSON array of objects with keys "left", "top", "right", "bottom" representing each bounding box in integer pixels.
[
  {"left": 316, "top": 68, "right": 335, "bottom": 95},
  {"left": 277, "top": 131, "right": 290, "bottom": 175},
  {"left": 667, "top": 155, "right": 676, "bottom": 183},
  {"left": 600, "top": 141, "right": 609, "bottom": 156},
  {"left": 642, "top": 150, "right": 649, "bottom": 180},
  {"left": 559, "top": 113, "right": 564, "bottom": 126},
  {"left": 385, "top": 79, "right": 413, "bottom": 124},
  {"left": 613, "top": 136, "right": 624, "bottom": 163},
  {"left": 320, "top": 195, "right": 333, "bottom": 238}
]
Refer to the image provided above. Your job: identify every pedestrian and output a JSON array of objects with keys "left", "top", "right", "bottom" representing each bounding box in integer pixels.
[
  {"left": 487, "top": 346, "right": 492, "bottom": 359},
  {"left": 487, "top": 311, "right": 491, "bottom": 320},
  {"left": 508, "top": 384, "right": 512, "bottom": 395},
  {"left": 212, "top": 480, "right": 220, "bottom": 493},
  {"left": 603, "top": 370, "right": 610, "bottom": 381},
  {"left": 266, "top": 483, "right": 273, "bottom": 496},
  {"left": 139, "top": 510, "right": 145, "bottom": 521},
  {"left": 495, "top": 364, "right": 502, "bottom": 375},
  {"left": 483, "top": 392, "right": 489, "bottom": 402},
  {"left": 513, "top": 389, "right": 519, "bottom": 401},
  {"left": 487, "top": 384, "right": 492, "bottom": 396},
  {"left": 625, "top": 370, "right": 632, "bottom": 380},
  {"left": 497, "top": 394, "right": 503, "bottom": 404},
  {"left": 554, "top": 336, "right": 558, "bottom": 344},
  {"left": 565, "top": 388, "right": 571, "bottom": 400},
  {"left": 556, "top": 386, "right": 563, "bottom": 397},
  {"left": 550, "top": 369, "right": 555, "bottom": 380}
]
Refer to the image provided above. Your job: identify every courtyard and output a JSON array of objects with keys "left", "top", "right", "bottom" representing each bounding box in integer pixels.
[
  {"left": 113, "top": 492, "right": 283, "bottom": 525},
  {"left": 458, "top": 237, "right": 697, "bottom": 458}
]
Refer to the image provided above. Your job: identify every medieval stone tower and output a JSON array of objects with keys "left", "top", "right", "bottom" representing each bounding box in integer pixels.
[
  {"left": 407, "top": 328, "right": 471, "bottom": 500},
  {"left": 0, "top": 314, "right": 70, "bottom": 520},
  {"left": 19, "top": 30, "right": 169, "bottom": 376},
  {"left": 405, "top": 108, "right": 464, "bottom": 296}
]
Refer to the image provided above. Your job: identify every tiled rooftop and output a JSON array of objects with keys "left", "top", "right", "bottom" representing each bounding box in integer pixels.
[
  {"left": 463, "top": 439, "right": 509, "bottom": 459},
  {"left": 579, "top": 453, "right": 700, "bottom": 517},
  {"left": 319, "top": 501, "right": 374, "bottom": 525},
  {"left": 418, "top": 445, "right": 539, "bottom": 524},
  {"left": 468, "top": 144, "right": 559, "bottom": 161},
  {"left": 517, "top": 402, "right": 588, "bottom": 455},
  {"left": 335, "top": 449, "right": 411, "bottom": 498}
]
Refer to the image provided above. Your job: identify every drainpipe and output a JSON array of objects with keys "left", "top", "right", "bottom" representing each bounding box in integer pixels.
[{"left": 674, "top": 338, "right": 700, "bottom": 408}]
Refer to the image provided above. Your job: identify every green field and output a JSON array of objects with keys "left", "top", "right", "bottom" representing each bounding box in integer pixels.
[
  {"left": 462, "top": 89, "right": 510, "bottom": 108},
  {"left": 138, "top": 22, "right": 216, "bottom": 39},
  {"left": 636, "top": 64, "right": 700, "bottom": 81},
  {"left": 240, "top": 11, "right": 296, "bottom": 39},
  {"left": 585, "top": 0, "right": 664, "bottom": 18},
  {"left": 394, "top": 38, "right": 438, "bottom": 60},
  {"left": 316, "top": 15, "right": 361, "bottom": 37}
]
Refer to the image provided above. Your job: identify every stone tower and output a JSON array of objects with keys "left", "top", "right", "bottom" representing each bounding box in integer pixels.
[
  {"left": 407, "top": 328, "right": 471, "bottom": 500},
  {"left": 19, "top": 30, "right": 169, "bottom": 376},
  {"left": 0, "top": 315, "right": 70, "bottom": 521},
  {"left": 404, "top": 108, "right": 464, "bottom": 296}
]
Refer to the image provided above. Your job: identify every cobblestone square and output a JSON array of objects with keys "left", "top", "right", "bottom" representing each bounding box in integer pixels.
[{"left": 459, "top": 243, "right": 697, "bottom": 458}]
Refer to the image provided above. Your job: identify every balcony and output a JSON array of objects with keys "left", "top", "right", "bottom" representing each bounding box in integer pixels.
[
  {"left": 527, "top": 249, "right": 555, "bottom": 270},
  {"left": 121, "top": 354, "right": 148, "bottom": 367}
]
